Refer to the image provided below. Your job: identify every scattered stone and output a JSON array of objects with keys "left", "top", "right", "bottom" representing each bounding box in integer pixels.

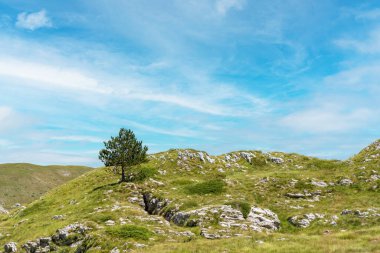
[
  {"left": 105, "top": 220, "right": 116, "bottom": 226},
  {"left": 240, "top": 152, "right": 255, "bottom": 163},
  {"left": 338, "top": 179, "right": 353, "bottom": 186},
  {"left": 134, "top": 243, "right": 146, "bottom": 248},
  {"left": 150, "top": 178, "right": 165, "bottom": 186},
  {"left": 52, "top": 223, "right": 89, "bottom": 246},
  {"left": 110, "top": 247, "right": 120, "bottom": 253},
  {"left": 0, "top": 205, "right": 9, "bottom": 214},
  {"left": 22, "top": 241, "right": 38, "bottom": 253},
  {"left": 269, "top": 156, "right": 284, "bottom": 164},
  {"left": 288, "top": 213, "right": 325, "bottom": 228},
  {"left": 52, "top": 215, "right": 64, "bottom": 220},
  {"left": 285, "top": 193, "right": 312, "bottom": 199},
  {"left": 311, "top": 180, "right": 328, "bottom": 187},
  {"left": 4, "top": 242, "right": 17, "bottom": 253}
]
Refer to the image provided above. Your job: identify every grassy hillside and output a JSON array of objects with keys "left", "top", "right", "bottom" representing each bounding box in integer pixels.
[
  {"left": 0, "top": 141, "right": 379, "bottom": 252},
  {"left": 0, "top": 163, "right": 92, "bottom": 209}
]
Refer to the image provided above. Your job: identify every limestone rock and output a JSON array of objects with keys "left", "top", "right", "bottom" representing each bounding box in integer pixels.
[
  {"left": 4, "top": 242, "right": 17, "bottom": 253},
  {"left": 247, "top": 207, "right": 280, "bottom": 231},
  {"left": 311, "top": 180, "right": 328, "bottom": 187},
  {"left": 52, "top": 223, "right": 89, "bottom": 246},
  {"left": 338, "top": 178, "right": 353, "bottom": 186},
  {"left": 0, "top": 205, "right": 9, "bottom": 215},
  {"left": 269, "top": 156, "right": 284, "bottom": 164}
]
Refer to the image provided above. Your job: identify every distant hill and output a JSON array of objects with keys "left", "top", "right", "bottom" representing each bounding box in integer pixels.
[
  {"left": 0, "top": 142, "right": 379, "bottom": 252},
  {"left": 0, "top": 163, "right": 92, "bottom": 209}
]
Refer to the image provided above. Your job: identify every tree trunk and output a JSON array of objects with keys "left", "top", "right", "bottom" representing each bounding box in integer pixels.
[{"left": 120, "top": 166, "right": 126, "bottom": 182}]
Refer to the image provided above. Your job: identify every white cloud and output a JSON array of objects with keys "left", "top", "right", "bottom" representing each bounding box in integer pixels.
[
  {"left": 335, "top": 27, "right": 380, "bottom": 54},
  {"left": 215, "top": 0, "right": 245, "bottom": 15},
  {"left": 123, "top": 120, "right": 198, "bottom": 138},
  {"left": 0, "top": 106, "right": 24, "bottom": 132},
  {"left": 323, "top": 65, "right": 380, "bottom": 92},
  {"left": 50, "top": 135, "right": 104, "bottom": 143},
  {"left": 0, "top": 106, "right": 12, "bottom": 121},
  {"left": 16, "top": 9, "right": 52, "bottom": 30},
  {"left": 280, "top": 107, "right": 371, "bottom": 133},
  {"left": 0, "top": 58, "right": 112, "bottom": 94}
]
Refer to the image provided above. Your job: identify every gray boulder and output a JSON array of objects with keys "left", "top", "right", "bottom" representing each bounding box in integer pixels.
[{"left": 4, "top": 242, "right": 17, "bottom": 253}]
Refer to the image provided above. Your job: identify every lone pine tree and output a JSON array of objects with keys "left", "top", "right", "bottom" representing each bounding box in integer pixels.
[{"left": 99, "top": 128, "right": 148, "bottom": 182}]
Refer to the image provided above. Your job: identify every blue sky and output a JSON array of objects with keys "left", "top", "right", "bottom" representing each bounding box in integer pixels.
[{"left": 0, "top": 0, "right": 380, "bottom": 166}]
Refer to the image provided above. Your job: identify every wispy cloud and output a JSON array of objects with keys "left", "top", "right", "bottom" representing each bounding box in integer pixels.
[
  {"left": 0, "top": 106, "right": 25, "bottom": 133},
  {"left": 15, "top": 10, "right": 52, "bottom": 30},
  {"left": 50, "top": 135, "right": 104, "bottom": 143},
  {"left": 215, "top": 0, "right": 245, "bottom": 15},
  {"left": 335, "top": 27, "right": 380, "bottom": 54},
  {"left": 280, "top": 107, "right": 371, "bottom": 133},
  {"left": 0, "top": 58, "right": 111, "bottom": 94},
  {"left": 123, "top": 120, "right": 198, "bottom": 138}
]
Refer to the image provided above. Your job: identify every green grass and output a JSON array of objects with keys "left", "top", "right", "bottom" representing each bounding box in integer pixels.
[
  {"left": 127, "top": 165, "right": 158, "bottom": 182},
  {"left": 106, "top": 225, "right": 153, "bottom": 240},
  {"left": 0, "top": 141, "right": 379, "bottom": 252},
  {"left": 185, "top": 179, "right": 225, "bottom": 195},
  {"left": 0, "top": 163, "right": 92, "bottom": 208}
]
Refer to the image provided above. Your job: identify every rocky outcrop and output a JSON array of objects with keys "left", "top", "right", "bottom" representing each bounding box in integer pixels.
[
  {"left": 17, "top": 223, "right": 91, "bottom": 253},
  {"left": 269, "top": 156, "right": 284, "bottom": 164},
  {"left": 143, "top": 193, "right": 170, "bottom": 215},
  {"left": 311, "top": 180, "right": 328, "bottom": 187},
  {"left": 51, "top": 223, "right": 89, "bottom": 246},
  {"left": 4, "top": 242, "right": 17, "bottom": 253},
  {"left": 338, "top": 178, "right": 353, "bottom": 186},
  {"left": 341, "top": 208, "right": 380, "bottom": 218},
  {"left": 177, "top": 150, "right": 215, "bottom": 164},
  {"left": 142, "top": 193, "right": 280, "bottom": 239},
  {"left": 288, "top": 213, "right": 338, "bottom": 228}
]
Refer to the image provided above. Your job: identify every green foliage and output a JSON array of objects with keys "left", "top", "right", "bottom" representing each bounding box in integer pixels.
[
  {"left": 251, "top": 156, "right": 267, "bottom": 167},
  {"left": 99, "top": 128, "right": 148, "bottom": 182},
  {"left": 91, "top": 213, "right": 114, "bottom": 223},
  {"left": 106, "top": 225, "right": 152, "bottom": 240},
  {"left": 306, "top": 159, "right": 342, "bottom": 170},
  {"left": 294, "top": 181, "right": 314, "bottom": 191},
  {"left": 185, "top": 179, "right": 225, "bottom": 195},
  {"left": 226, "top": 201, "right": 251, "bottom": 219},
  {"left": 127, "top": 166, "right": 157, "bottom": 182},
  {"left": 181, "top": 200, "right": 199, "bottom": 210}
]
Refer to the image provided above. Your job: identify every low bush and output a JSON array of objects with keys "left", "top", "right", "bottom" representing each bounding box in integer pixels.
[
  {"left": 106, "top": 225, "right": 153, "bottom": 240},
  {"left": 181, "top": 200, "right": 199, "bottom": 210},
  {"left": 185, "top": 179, "right": 225, "bottom": 195},
  {"left": 226, "top": 201, "right": 251, "bottom": 219},
  {"left": 127, "top": 166, "right": 157, "bottom": 182}
]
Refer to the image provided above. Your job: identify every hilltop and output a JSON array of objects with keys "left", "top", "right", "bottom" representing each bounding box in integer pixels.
[
  {"left": 0, "top": 163, "right": 92, "bottom": 210},
  {"left": 0, "top": 141, "right": 379, "bottom": 252}
]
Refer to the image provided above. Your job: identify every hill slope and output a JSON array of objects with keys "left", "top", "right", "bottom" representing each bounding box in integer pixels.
[
  {"left": 0, "top": 163, "right": 92, "bottom": 209},
  {"left": 0, "top": 143, "right": 379, "bottom": 253}
]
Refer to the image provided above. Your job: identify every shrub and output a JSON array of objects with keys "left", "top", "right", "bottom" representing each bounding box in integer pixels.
[
  {"left": 294, "top": 180, "right": 314, "bottom": 190},
  {"left": 226, "top": 201, "right": 251, "bottom": 219},
  {"left": 106, "top": 225, "right": 153, "bottom": 240},
  {"left": 127, "top": 166, "right": 157, "bottom": 182},
  {"left": 185, "top": 179, "right": 225, "bottom": 195},
  {"left": 91, "top": 213, "right": 114, "bottom": 223},
  {"left": 181, "top": 200, "right": 199, "bottom": 210}
]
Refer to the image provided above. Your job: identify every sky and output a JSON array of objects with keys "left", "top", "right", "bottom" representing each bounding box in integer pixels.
[{"left": 0, "top": 0, "right": 380, "bottom": 166}]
